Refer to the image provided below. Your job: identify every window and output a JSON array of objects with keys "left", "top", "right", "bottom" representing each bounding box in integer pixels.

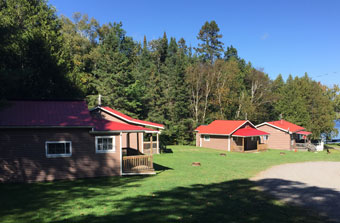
[
  {"left": 264, "top": 135, "right": 268, "bottom": 140},
  {"left": 96, "top": 136, "right": 115, "bottom": 153},
  {"left": 204, "top": 135, "right": 210, "bottom": 141},
  {"left": 46, "top": 141, "right": 72, "bottom": 158}
]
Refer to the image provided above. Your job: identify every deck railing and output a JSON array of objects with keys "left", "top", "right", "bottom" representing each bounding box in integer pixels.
[
  {"left": 296, "top": 143, "right": 307, "bottom": 148},
  {"left": 143, "top": 142, "right": 158, "bottom": 154},
  {"left": 122, "top": 155, "right": 154, "bottom": 173}
]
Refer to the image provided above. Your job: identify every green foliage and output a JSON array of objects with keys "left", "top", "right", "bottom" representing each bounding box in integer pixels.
[
  {"left": 0, "top": 8, "right": 337, "bottom": 143},
  {"left": 60, "top": 13, "right": 100, "bottom": 96},
  {"left": 86, "top": 22, "right": 139, "bottom": 117},
  {"left": 196, "top": 20, "right": 224, "bottom": 63},
  {"left": 0, "top": 0, "right": 81, "bottom": 99},
  {"left": 274, "top": 74, "right": 336, "bottom": 138}
]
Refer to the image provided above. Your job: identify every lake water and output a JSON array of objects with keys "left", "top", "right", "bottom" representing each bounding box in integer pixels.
[{"left": 335, "top": 120, "right": 340, "bottom": 139}]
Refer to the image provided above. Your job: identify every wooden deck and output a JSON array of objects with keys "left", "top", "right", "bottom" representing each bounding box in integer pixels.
[{"left": 122, "top": 154, "right": 155, "bottom": 175}]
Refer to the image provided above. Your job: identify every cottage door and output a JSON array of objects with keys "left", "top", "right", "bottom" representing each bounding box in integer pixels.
[{"left": 244, "top": 138, "right": 248, "bottom": 151}]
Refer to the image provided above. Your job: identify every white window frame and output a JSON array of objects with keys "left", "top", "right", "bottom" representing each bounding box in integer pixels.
[
  {"left": 45, "top": 141, "right": 72, "bottom": 158},
  {"left": 95, "top": 136, "right": 116, "bottom": 153},
  {"left": 204, "top": 135, "right": 210, "bottom": 142}
]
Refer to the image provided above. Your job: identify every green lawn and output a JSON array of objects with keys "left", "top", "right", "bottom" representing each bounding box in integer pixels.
[
  {"left": 1, "top": 146, "right": 340, "bottom": 223},
  {"left": 326, "top": 143, "right": 340, "bottom": 149}
]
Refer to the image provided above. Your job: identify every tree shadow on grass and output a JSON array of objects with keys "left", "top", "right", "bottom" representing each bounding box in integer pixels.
[
  {"left": 153, "top": 162, "right": 173, "bottom": 172},
  {"left": 0, "top": 176, "right": 148, "bottom": 222},
  {"left": 54, "top": 179, "right": 334, "bottom": 223},
  {"left": 253, "top": 178, "right": 340, "bottom": 223}
]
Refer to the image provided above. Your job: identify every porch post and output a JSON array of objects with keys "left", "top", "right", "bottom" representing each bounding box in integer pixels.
[
  {"left": 150, "top": 134, "right": 153, "bottom": 154},
  {"left": 227, "top": 136, "right": 231, "bottom": 152},
  {"left": 242, "top": 137, "right": 244, "bottom": 152},
  {"left": 157, "top": 132, "right": 159, "bottom": 154},
  {"left": 136, "top": 132, "right": 140, "bottom": 152},
  {"left": 141, "top": 132, "right": 144, "bottom": 154},
  {"left": 120, "top": 132, "right": 122, "bottom": 175},
  {"left": 127, "top": 133, "right": 130, "bottom": 148},
  {"left": 257, "top": 137, "right": 259, "bottom": 151}
]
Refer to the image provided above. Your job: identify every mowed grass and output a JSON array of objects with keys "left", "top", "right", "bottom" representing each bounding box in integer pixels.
[{"left": 1, "top": 146, "right": 340, "bottom": 223}]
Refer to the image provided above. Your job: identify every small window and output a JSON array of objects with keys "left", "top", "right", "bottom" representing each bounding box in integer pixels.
[
  {"left": 204, "top": 135, "right": 210, "bottom": 141},
  {"left": 46, "top": 141, "right": 72, "bottom": 158},
  {"left": 264, "top": 135, "right": 268, "bottom": 140},
  {"left": 96, "top": 136, "right": 115, "bottom": 153}
]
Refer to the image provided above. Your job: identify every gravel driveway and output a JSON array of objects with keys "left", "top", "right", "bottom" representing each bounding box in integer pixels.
[{"left": 251, "top": 162, "right": 340, "bottom": 222}]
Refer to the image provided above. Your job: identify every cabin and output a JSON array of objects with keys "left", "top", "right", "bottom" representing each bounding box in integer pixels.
[
  {"left": 195, "top": 120, "right": 270, "bottom": 152},
  {"left": 0, "top": 100, "right": 164, "bottom": 182},
  {"left": 256, "top": 120, "right": 315, "bottom": 150}
]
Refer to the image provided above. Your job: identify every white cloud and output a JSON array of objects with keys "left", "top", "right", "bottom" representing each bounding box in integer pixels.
[{"left": 261, "top": 32, "right": 269, "bottom": 40}]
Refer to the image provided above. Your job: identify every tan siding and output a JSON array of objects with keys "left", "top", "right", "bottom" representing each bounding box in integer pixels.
[
  {"left": 230, "top": 137, "right": 243, "bottom": 152},
  {"left": 201, "top": 135, "right": 229, "bottom": 151},
  {"left": 0, "top": 129, "right": 121, "bottom": 182},
  {"left": 122, "top": 133, "right": 127, "bottom": 148},
  {"left": 101, "top": 111, "right": 127, "bottom": 124},
  {"left": 195, "top": 133, "right": 200, "bottom": 147},
  {"left": 257, "top": 125, "right": 291, "bottom": 150}
]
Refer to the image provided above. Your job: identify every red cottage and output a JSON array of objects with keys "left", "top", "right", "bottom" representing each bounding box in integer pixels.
[
  {"left": 195, "top": 120, "right": 270, "bottom": 152},
  {"left": 0, "top": 100, "right": 164, "bottom": 182}
]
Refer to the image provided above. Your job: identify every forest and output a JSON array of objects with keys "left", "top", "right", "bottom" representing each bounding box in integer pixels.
[{"left": 1, "top": 0, "right": 339, "bottom": 144}]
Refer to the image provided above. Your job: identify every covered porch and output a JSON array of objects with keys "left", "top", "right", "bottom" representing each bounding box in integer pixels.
[
  {"left": 91, "top": 118, "right": 160, "bottom": 175},
  {"left": 122, "top": 131, "right": 160, "bottom": 175},
  {"left": 230, "top": 127, "right": 269, "bottom": 152},
  {"left": 292, "top": 131, "right": 315, "bottom": 151}
]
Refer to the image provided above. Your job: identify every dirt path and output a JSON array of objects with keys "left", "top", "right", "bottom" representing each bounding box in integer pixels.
[{"left": 251, "top": 162, "right": 340, "bottom": 222}]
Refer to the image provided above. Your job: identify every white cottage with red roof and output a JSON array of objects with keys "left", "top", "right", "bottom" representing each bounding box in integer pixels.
[
  {"left": 0, "top": 100, "right": 164, "bottom": 182},
  {"left": 195, "top": 120, "right": 270, "bottom": 152},
  {"left": 256, "top": 120, "right": 313, "bottom": 150}
]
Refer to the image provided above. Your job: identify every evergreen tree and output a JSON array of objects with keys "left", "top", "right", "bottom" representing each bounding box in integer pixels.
[
  {"left": 224, "top": 45, "right": 238, "bottom": 61},
  {"left": 196, "top": 21, "right": 224, "bottom": 63},
  {"left": 163, "top": 38, "right": 192, "bottom": 144},
  {"left": 87, "top": 22, "right": 138, "bottom": 116}
]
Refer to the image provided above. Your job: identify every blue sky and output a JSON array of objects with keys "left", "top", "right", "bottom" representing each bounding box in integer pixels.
[{"left": 49, "top": 0, "right": 340, "bottom": 87}]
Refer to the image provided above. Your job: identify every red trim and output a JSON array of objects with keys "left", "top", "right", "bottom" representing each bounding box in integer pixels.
[
  {"left": 92, "top": 119, "right": 155, "bottom": 132},
  {"left": 232, "top": 128, "right": 270, "bottom": 137},
  {"left": 296, "top": 131, "right": 312, "bottom": 135}
]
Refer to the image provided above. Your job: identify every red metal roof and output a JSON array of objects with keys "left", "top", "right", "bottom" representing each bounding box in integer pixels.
[
  {"left": 195, "top": 120, "right": 249, "bottom": 135},
  {"left": 101, "top": 106, "right": 164, "bottom": 129},
  {"left": 296, "top": 131, "right": 312, "bottom": 135},
  {"left": 0, "top": 101, "right": 93, "bottom": 127},
  {"left": 194, "top": 125, "right": 207, "bottom": 131},
  {"left": 266, "top": 120, "right": 305, "bottom": 133},
  {"left": 233, "top": 127, "right": 270, "bottom": 137},
  {"left": 92, "top": 119, "right": 156, "bottom": 132}
]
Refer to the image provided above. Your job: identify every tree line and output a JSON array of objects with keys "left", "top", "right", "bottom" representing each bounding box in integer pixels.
[{"left": 1, "top": 0, "right": 339, "bottom": 144}]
